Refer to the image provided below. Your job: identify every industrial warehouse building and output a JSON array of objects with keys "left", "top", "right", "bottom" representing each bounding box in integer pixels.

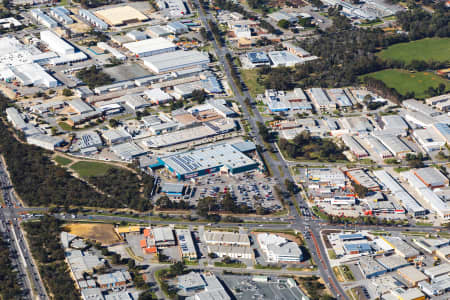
[
  {"left": 157, "top": 143, "right": 259, "bottom": 180},
  {"left": 124, "top": 37, "right": 176, "bottom": 57},
  {"left": 142, "top": 50, "right": 209, "bottom": 73},
  {"left": 94, "top": 6, "right": 148, "bottom": 26}
]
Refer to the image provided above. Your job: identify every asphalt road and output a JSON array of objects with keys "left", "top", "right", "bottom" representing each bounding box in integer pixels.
[{"left": 0, "top": 158, "right": 48, "bottom": 300}]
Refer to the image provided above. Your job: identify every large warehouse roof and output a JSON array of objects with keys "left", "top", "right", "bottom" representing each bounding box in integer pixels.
[
  {"left": 124, "top": 38, "right": 176, "bottom": 57},
  {"left": 142, "top": 50, "right": 209, "bottom": 73},
  {"left": 160, "top": 143, "right": 257, "bottom": 176},
  {"left": 95, "top": 6, "right": 148, "bottom": 26}
]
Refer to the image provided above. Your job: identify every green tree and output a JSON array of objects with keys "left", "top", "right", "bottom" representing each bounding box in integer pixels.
[
  {"left": 62, "top": 88, "right": 74, "bottom": 97},
  {"left": 277, "top": 19, "right": 290, "bottom": 29}
]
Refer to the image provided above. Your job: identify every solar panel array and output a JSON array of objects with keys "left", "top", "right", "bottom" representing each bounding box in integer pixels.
[{"left": 168, "top": 154, "right": 201, "bottom": 173}]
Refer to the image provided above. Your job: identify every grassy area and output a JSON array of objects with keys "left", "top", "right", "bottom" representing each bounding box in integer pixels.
[
  {"left": 377, "top": 38, "right": 450, "bottom": 64},
  {"left": 214, "top": 261, "right": 246, "bottom": 268},
  {"left": 362, "top": 69, "right": 450, "bottom": 99},
  {"left": 183, "top": 259, "right": 199, "bottom": 266},
  {"left": 54, "top": 155, "right": 73, "bottom": 166},
  {"left": 254, "top": 264, "right": 282, "bottom": 270},
  {"left": 394, "top": 166, "right": 411, "bottom": 173},
  {"left": 58, "top": 121, "right": 73, "bottom": 131},
  {"left": 327, "top": 249, "right": 337, "bottom": 260},
  {"left": 416, "top": 221, "right": 433, "bottom": 226},
  {"left": 70, "top": 161, "right": 115, "bottom": 178},
  {"left": 241, "top": 69, "right": 265, "bottom": 98}
]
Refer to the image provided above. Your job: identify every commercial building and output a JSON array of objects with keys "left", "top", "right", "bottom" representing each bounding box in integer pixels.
[
  {"left": 97, "top": 271, "right": 131, "bottom": 289},
  {"left": 426, "top": 93, "right": 450, "bottom": 106},
  {"left": 178, "top": 272, "right": 206, "bottom": 292},
  {"left": 432, "top": 123, "right": 450, "bottom": 145},
  {"left": 6, "top": 107, "right": 28, "bottom": 130},
  {"left": 144, "top": 88, "right": 172, "bottom": 104},
  {"left": 376, "top": 255, "right": 409, "bottom": 272},
  {"left": 373, "top": 134, "right": 413, "bottom": 159},
  {"left": 435, "top": 99, "right": 450, "bottom": 112},
  {"left": 283, "top": 41, "right": 311, "bottom": 58},
  {"left": 102, "top": 128, "right": 132, "bottom": 145},
  {"left": 382, "top": 115, "right": 409, "bottom": 135},
  {"left": 152, "top": 226, "right": 175, "bottom": 247},
  {"left": 175, "top": 229, "right": 197, "bottom": 260},
  {"left": 31, "top": 8, "right": 57, "bottom": 28},
  {"left": 401, "top": 170, "right": 450, "bottom": 220},
  {"left": 50, "top": 6, "right": 73, "bottom": 24},
  {"left": 68, "top": 98, "right": 94, "bottom": 114},
  {"left": 413, "top": 237, "right": 450, "bottom": 254},
  {"left": 95, "top": 6, "right": 148, "bottom": 26},
  {"left": 0, "top": 63, "right": 57, "bottom": 88},
  {"left": 403, "top": 99, "right": 440, "bottom": 117},
  {"left": 357, "top": 256, "right": 386, "bottom": 278},
  {"left": 142, "top": 50, "right": 209, "bottom": 73},
  {"left": 0, "top": 17, "right": 21, "bottom": 29},
  {"left": 342, "top": 135, "right": 369, "bottom": 159},
  {"left": 418, "top": 278, "right": 450, "bottom": 297},
  {"left": 257, "top": 233, "right": 303, "bottom": 263},
  {"left": 40, "top": 30, "right": 75, "bottom": 56},
  {"left": 27, "top": 134, "right": 65, "bottom": 151},
  {"left": 204, "top": 231, "right": 250, "bottom": 246},
  {"left": 124, "top": 38, "right": 176, "bottom": 58},
  {"left": 76, "top": 131, "right": 102, "bottom": 150},
  {"left": 413, "top": 167, "right": 448, "bottom": 189},
  {"left": 147, "top": 25, "right": 171, "bottom": 38},
  {"left": 185, "top": 274, "right": 230, "bottom": 300},
  {"left": 363, "top": 136, "right": 393, "bottom": 159},
  {"left": 167, "top": 21, "right": 189, "bottom": 34},
  {"left": 246, "top": 52, "right": 270, "bottom": 68},
  {"left": 373, "top": 170, "right": 426, "bottom": 217},
  {"left": 111, "top": 142, "right": 147, "bottom": 161},
  {"left": 126, "top": 30, "right": 147, "bottom": 41},
  {"left": 97, "top": 42, "right": 126, "bottom": 61},
  {"left": 157, "top": 143, "right": 258, "bottom": 180},
  {"left": 343, "top": 243, "right": 372, "bottom": 254},
  {"left": 382, "top": 237, "right": 420, "bottom": 260},
  {"left": 413, "top": 127, "right": 446, "bottom": 152},
  {"left": 66, "top": 251, "right": 104, "bottom": 281},
  {"left": 387, "top": 288, "right": 425, "bottom": 300},
  {"left": 345, "top": 169, "right": 379, "bottom": 191},
  {"left": 263, "top": 89, "right": 312, "bottom": 112},
  {"left": 327, "top": 88, "right": 353, "bottom": 107},
  {"left": 308, "top": 88, "right": 336, "bottom": 111},
  {"left": 268, "top": 51, "right": 302, "bottom": 67},
  {"left": 156, "top": 0, "right": 189, "bottom": 18},
  {"left": 397, "top": 266, "right": 428, "bottom": 287},
  {"left": 78, "top": 9, "right": 108, "bottom": 30},
  {"left": 405, "top": 111, "right": 435, "bottom": 128},
  {"left": 341, "top": 117, "right": 373, "bottom": 135},
  {"left": 424, "top": 263, "right": 450, "bottom": 280},
  {"left": 207, "top": 244, "right": 254, "bottom": 259}
]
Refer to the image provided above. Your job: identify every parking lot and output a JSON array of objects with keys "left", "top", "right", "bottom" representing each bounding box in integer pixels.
[{"left": 155, "top": 171, "right": 282, "bottom": 213}]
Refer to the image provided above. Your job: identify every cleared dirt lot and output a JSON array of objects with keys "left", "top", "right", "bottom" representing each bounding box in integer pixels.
[{"left": 65, "top": 223, "right": 122, "bottom": 245}]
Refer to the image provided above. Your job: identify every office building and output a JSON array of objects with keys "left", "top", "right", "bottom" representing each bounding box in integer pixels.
[{"left": 257, "top": 233, "right": 303, "bottom": 263}]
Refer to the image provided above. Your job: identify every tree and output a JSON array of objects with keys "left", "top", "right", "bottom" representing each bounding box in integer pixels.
[
  {"left": 353, "top": 182, "right": 368, "bottom": 198},
  {"left": 109, "top": 119, "right": 120, "bottom": 128},
  {"left": 62, "top": 88, "right": 74, "bottom": 97},
  {"left": 191, "top": 89, "right": 206, "bottom": 104},
  {"left": 169, "top": 262, "right": 185, "bottom": 276},
  {"left": 285, "top": 179, "right": 298, "bottom": 194},
  {"left": 277, "top": 19, "right": 290, "bottom": 29}
]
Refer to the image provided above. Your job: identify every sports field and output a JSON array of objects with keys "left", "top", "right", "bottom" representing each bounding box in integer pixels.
[
  {"left": 70, "top": 161, "right": 114, "bottom": 178},
  {"left": 363, "top": 69, "right": 450, "bottom": 99},
  {"left": 377, "top": 38, "right": 450, "bottom": 64}
]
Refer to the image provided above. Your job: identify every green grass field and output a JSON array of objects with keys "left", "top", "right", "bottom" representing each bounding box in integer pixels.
[
  {"left": 363, "top": 69, "right": 450, "bottom": 99},
  {"left": 377, "top": 38, "right": 450, "bottom": 64},
  {"left": 54, "top": 156, "right": 73, "bottom": 166},
  {"left": 241, "top": 69, "right": 265, "bottom": 97},
  {"left": 70, "top": 161, "right": 114, "bottom": 178}
]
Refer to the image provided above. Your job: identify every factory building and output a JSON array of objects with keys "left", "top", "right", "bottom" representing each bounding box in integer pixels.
[
  {"left": 157, "top": 143, "right": 259, "bottom": 180},
  {"left": 341, "top": 117, "right": 373, "bottom": 136},
  {"left": 246, "top": 52, "right": 270, "bottom": 68},
  {"left": 124, "top": 37, "right": 176, "bottom": 58},
  {"left": 27, "top": 134, "right": 65, "bottom": 151},
  {"left": 376, "top": 255, "right": 409, "bottom": 272},
  {"left": 94, "top": 6, "right": 148, "bottom": 26},
  {"left": 345, "top": 169, "right": 379, "bottom": 191},
  {"left": 178, "top": 272, "right": 206, "bottom": 292},
  {"left": 413, "top": 167, "right": 448, "bottom": 189},
  {"left": 282, "top": 41, "right": 311, "bottom": 58},
  {"left": 156, "top": 0, "right": 189, "bottom": 17},
  {"left": 363, "top": 136, "right": 393, "bottom": 159},
  {"left": 397, "top": 266, "right": 428, "bottom": 287},
  {"left": 327, "top": 88, "right": 353, "bottom": 108},
  {"left": 341, "top": 135, "right": 369, "bottom": 159},
  {"left": 144, "top": 88, "right": 173, "bottom": 105},
  {"left": 263, "top": 89, "right": 312, "bottom": 112},
  {"left": 373, "top": 170, "right": 426, "bottom": 217},
  {"left": 308, "top": 88, "right": 336, "bottom": 111},
  {"left": 40, "top": 30, "right": 74, "bottom": 56},
  {"left": 167, "top": 21, "right": 189, "bottom": 34},
  {"left": 413, "top": 127, "right": 446, "bottom": 152},
  {"left": 268, "top": 51, "right": 302, "bottom": 67},
  {"left": 6, "top": 107, "right": 28, "bottom": 130},
  {"left": 152, "top": 226, "right": 175, "bottom": 247},
  {"left": 401, "top": 170, "right": 450, "bottom": 220},
  {"left": 146, "top": 25, "right": 172, "bottom": 38},
  {"left": 142, "top": 50, "right": 209, "bottom": 73},
  {"left": 403, "top": 99, "right": 440, "bottom": 117},
  {"left": 0, "top": 63, "right": 57, "bottom": 88},
  {"left": 97, "top": 42, "right": 126, "bottom": 61},
  {"left": 31, "top": 9, "right": 57, "bottom": 28},
  {"left": 256, "top": 233, "right": 303, "bottom": 263},
  {"left": 175, "top": 229, "right": 197, "bottom": 260},
  {"left": 381, "top": 115, "right": 409, "bottom": 136},
  {"left": 381, "top": 237, "right": 420, "bottom": 260},
  {"left": 78, "top": 9, "right": 108, "bottom": 30},
  {"left": 424, "top": 263, "right": 450, "bottom": 280},
  {"left": 204, "top": 231, "right": 250, "bottom": 247},
  {"left": 357, "top": 256, "right": 386, "bottom": 279},
  {"left": 207, "top": 244, "right": 254, "bottom": 259},
  {"left": 426, "top": 93, "right": 450, "bottom": 106},
  {"left": 50, "top": 7, "right": 73, "bottom": 25},
  {"left": 373, "top": 134, "right": 413, "bottom": 159},
  {"left": 111, "top": 142, "right": 147, "bottom": 161}
]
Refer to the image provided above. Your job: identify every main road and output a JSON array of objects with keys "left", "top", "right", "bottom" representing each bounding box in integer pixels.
[
  {"left": 192, "top": 1, "right": 348, "bottom": 298},
  {"left": 0, "top": 158, "right": 48, "bottom": 300}
]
